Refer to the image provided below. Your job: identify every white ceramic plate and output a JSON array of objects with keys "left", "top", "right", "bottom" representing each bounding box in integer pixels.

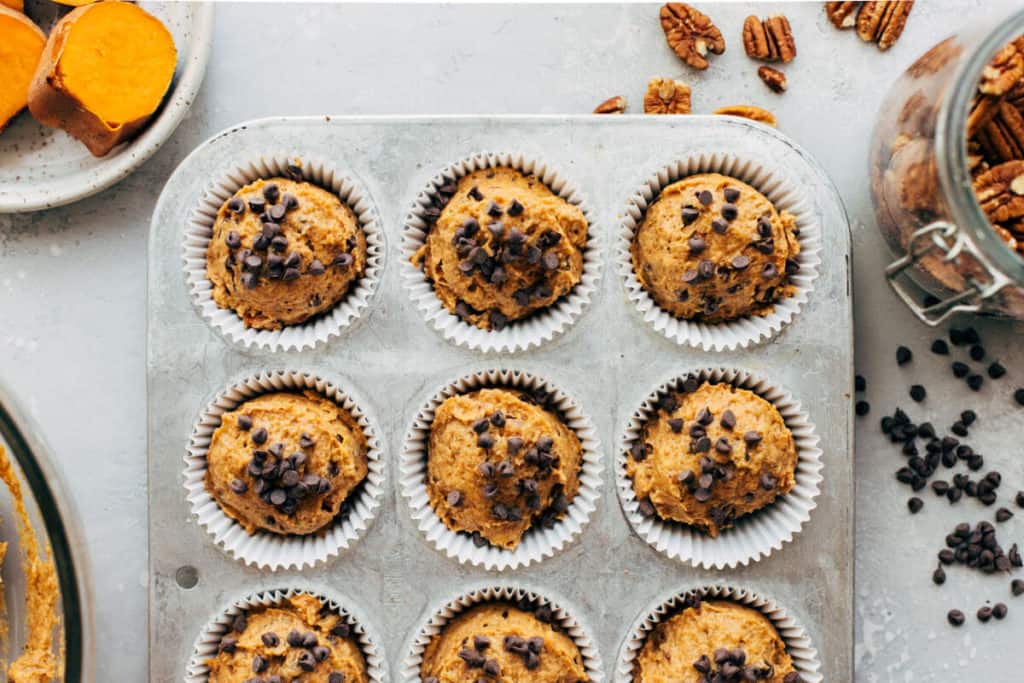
[{"left": 0, "top": 1, "right": 214, "bottom": 213}]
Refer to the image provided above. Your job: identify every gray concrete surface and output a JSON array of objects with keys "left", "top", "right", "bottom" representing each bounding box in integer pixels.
[{"left": 0, "top": 2, "right": 1022, "bottom": 680}]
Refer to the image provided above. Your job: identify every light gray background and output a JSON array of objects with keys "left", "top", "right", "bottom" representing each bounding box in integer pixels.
[{"left": 1, "top": 2, "right": 1022, "bottom": 680}]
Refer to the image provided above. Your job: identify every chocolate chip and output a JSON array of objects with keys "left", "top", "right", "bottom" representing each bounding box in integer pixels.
[
  {"left": 715, "top": 437, "right": 732, "bottom": 454},
  {"left": 248, "top": 196, "right": 266, "bottom": 212},
  {"left": 468, "top": 186, "right": 483, "bottom": 201},
  {"left": 720, "top": 410, "right": 736, "bottom": 430},
  {"left": 967, "top": 374, "right": 984, "bottom": 391},
  {"left": 1017, "top": 491, "right": 1024, "bottom": 508},
  {"left": 1012, "top": 579, "right": 1024, "bottom": 596},
  {"left": 931, "top": 339, "right": 949, "bottom": 355},
  {"left": 688, "top": 235, "right": 706, "bottom": 253},
  {"left": 948, "top": 609, "right": 965, "bottom": 626},
  {"left": 970, "top": 345, "right": 986, "bottom": 361},
  {"left": 694, "top": 488, "right": 712, "bottom": 502},
  {"left": 489, "top": 311, "right": 507, "bottom": 330},
  {"left": 762, "top": 262, "right": 778, "bottom": 279},
  {"left": 282, "top": 192, "right": 299, "bottom": 210},
  {"left": 711, "top": 218, "right": 729, "bottom": 234},
  {"left": 682, "top": 206, "right": 700, "bottom": 225},
  {"left": 262, "top": 183, "right": 280, "bottom": 202},
  {"left": 933, "top": 565, "right": 946, "bottom": 584},
  {"left": 333, "top": 253, "right": 353, "bottom": 268},
  {"left": 908, "top": 497, "right": 923, "bottom": 513},
  {"left": 252, "top": 654, "right": 268, "bottom": 673},
  {"left": 757, "top": 215, "right": 772, "bottom": 236},
  {"left": 329, "top": 674, "right": 346, "bottom": 683},
  {"left": 997, "top": 508, "right": 1014, "bottom": 522},
  {"left": 910, "top": 385, "right": 927, "bottom": 402},
  {"left": 667, "top": 418, "right": 683, "bottom": 433},
  {"left": 723, "top": 186, "right": 740, "bottom": 203},
  {"left": 993, "top": 602, "right": 1008, "bottom": 619},
  {"left": 252, "top": 427, "right": 268, "bottom": 445},
  {"left": 446, "top": 490, "right": 463, "bottom": 507},
  {"left": 856, "top": 401, "right": 870, "bottom": 416},
  {"left": 1015, "top": 388, "right": 1024, "bottom": 406},
  {"left": 721, "top": 203, "right": 738, "bottom": 221},
  {"left": 744, "top": 431, "right": 762, "bottom": 445},
  {"left": 542, "top": 252, "right": 560, "bottom": 270},
  {"left": 309, "top": 259, "right": 325, "bottom": 276},
  {"left": 229, "top": 478, "right": 248, "bottom": 494},
  {"left": 896, "top": 346, "right": 913, "bottom": 365},
  {"left": 697, "top": 189, "right": 713, "bottom": 206},
  {"left": 952, "top": 362, "right": 970, "bottom": 378},
  {"left": 986, "top": 362, "right": 1005, "bottom": 379},
  {"left": 730, "top": 254, "right": 750, "bottom": 269},
  {"left": 268, "top": 204, "right": 286, "bottom": 222},
  {"left": 297, "top": 650, "right": 316, "bottom": 672},
  {"left": 219, "top": 635, "right": 237, "bottom": 653},
  {"left": 978, "top": 605, "right": 993, "bottom": 622},
  {"left": 478, "top": 433, "right": 495, "bottom": 449},
  {"left": 760, "top": 472, "right": 777, "bottom": 491}
]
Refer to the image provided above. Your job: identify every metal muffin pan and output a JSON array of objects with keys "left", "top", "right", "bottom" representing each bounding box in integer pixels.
[{"left": 148, "top": 115, "right": 852, "bottom": 681}]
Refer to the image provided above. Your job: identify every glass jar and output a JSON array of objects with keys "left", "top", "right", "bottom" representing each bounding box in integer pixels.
[
  {"left": 870, "top": 8, "right": 1024, "bottom": 325},
  {"left": 0, "top": 382, "right": 94, "bottom": 681}
]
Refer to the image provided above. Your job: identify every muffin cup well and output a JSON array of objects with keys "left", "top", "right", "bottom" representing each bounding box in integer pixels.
[
  {"left": 617, "top": 150, "right": 822, "bottom": 351},
  {"left": 399, "top": 368, "right": 603, "bottom": 571},
  {"left": 615, "top": 584, "right": 822, "bottom": 683},
  {"left": 616, "top": 367, "right": 823, "bottom": 570},
  {"left": 185, "top": 586, "right": 388, "bottom": 683},
  {"left": 402, "top": 583, "right": 603, "bottom": 683},
  {"left": 184, "top": 370, "right": 386, "bottom": 571},
  {"left": 400, "top": 150, "right": 602, "bottom": 353},
  {"left": 182, "top": 152, "right": 385, "bottom": 352}
]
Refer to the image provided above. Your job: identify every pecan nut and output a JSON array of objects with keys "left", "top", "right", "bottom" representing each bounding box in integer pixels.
[
  {"left": 968, "top": 94, "right": 1005, "bottom": 138},
  {"left": 644, "top": 78, "right": 691, "bottom": 114},
  {"left": 980, "top": 39, "right": 1024, "bottom": 97},
  {"left": 660, "top": 3, "right": 725, "bottom": 70},
  {"left": 593, "top": 96, "right": 627, "bottom": 114},
  {"left": 742, "top": 15, "right": 796, "bottom": 63},
  {"left": 977, "top": 101, "right": 1024, "bottom": 165},
  {"left": 973, "top": 160, "right": 1024, "bottom": 224},
  {"left": 757, "top": 65, "right": 787, "bottom": 93},
  {"left": 825, "top": 1, "right": 860, "bottom": 29},
  {"left": 713, "top": 104, "right": 776, "bottom": 127},
  {"left": 856, "top": 1, "right": 914, "bottom": 51}
]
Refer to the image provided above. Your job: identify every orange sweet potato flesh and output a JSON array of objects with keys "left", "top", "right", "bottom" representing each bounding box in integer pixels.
[
  {"left": 1, "top": 0, "right": 24, "bottom": 12},
  {"left": 28, "top": 1, "right": 177, "bottom": 157},
  {"left": 0, "top": 6, "right": 44, "bottom": 134}
]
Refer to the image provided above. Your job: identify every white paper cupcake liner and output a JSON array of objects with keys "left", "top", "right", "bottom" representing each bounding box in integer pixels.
[
  {"left": 402, "top": 583, "right": 603, "bottom": 683},
  {"left": 616, "top": 367, "right": 823, "bottom": 569},
  {"left": 400, "top": 151, "right": 602, "bottom": 353},
  {"left": 183, "top": 152, "right": 385, "bottom": 352},
  {"left": 185, "top": 586, "right": 388, "bottom": 683},
  {"left": 616, "top": 584, "right": 822, "bottom": 683},
  {"left": 617, "top": 151, "right": 822, "bottom": 351},
  {"left": 184, "top": 369, "right": 386, "bottom": 571},
  {"left": 400, "top": 368, "right": 603, "bottom": 571}
]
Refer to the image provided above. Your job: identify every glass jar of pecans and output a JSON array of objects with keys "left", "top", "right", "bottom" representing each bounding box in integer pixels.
[{"left": 870, "top": 9, "right": 1024, "bottom": 325}]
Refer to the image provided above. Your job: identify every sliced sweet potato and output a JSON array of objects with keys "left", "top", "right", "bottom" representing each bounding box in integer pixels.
[
  {"left": 28, "top": 1, "right": 177, "bottom": 157},
  {"left": 1, "top": 0, "right": 24, "bottom": 12},
  {"left": 0, "top": 6, "right": 44, "bottom": 134}
]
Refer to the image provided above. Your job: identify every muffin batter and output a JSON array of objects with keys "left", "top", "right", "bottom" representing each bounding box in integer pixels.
[
  {"left": 206, "top": 176, "right": 367, "bottom": 330},
  {"left": 634, "top": 600, "right": 798, "bottom": 683},
  {"left": 421, "top": 603, "right": 588, "bottom": 683},
  {"left": 206, "top": 592, "right": 368, "bottom": 683},
  {"left": 626, "top": 381, "right": 797, "bottom": 536},
  {"left": 631, "top": 173, "right": 800, "bottom": 322},
  {"left": 205, "top": 391, "right": 369, "bottom": 536},
  {"left": 426, "top": 388, "right": 582, "bottom": 549},
  {"left": 412, "top": 167, "right": 588, "bottom": 330}
]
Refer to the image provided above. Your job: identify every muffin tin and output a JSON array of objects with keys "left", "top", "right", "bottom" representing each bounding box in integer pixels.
[{"left": 148, "top": 115, "right": 852, "bottom": 681}]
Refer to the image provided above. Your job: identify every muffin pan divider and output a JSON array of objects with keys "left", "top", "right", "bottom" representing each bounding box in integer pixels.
[{"left": 147, "top": 115, "right": 853, "bottom": 681}]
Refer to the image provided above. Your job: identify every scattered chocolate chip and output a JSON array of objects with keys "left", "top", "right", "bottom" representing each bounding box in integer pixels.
[
  {"left": 309, "top": 259, "right": 325, "bottom": 276},
  {"left": 931, "top": 339, "right": 950, "bottom": 355},
  {"left": 720, "top": 410, "right": 736, "bottom": 430},
  {"left": 251, "top": 427, "right": 268, "bottom": 445},
  {"left": 682, "top": 206, "right": 700, "bottom": 225},
  {"left": 721, "top": 203, "right": 738, "bottom": 221},
  {"left": 970, "top": 345, "right": 986, "bottom": 362},
  {"left": 967, "top": 374, "right": 984, "bottom": 391},
  {"left": 446, "top": 490, "right": 463, "bottom": 507},
  {"left": 248, "top": 196, "right": 266, "bottom": 212},
  {"left": 762, "top": 262, "right": 778, "bottom": 279},
  {"left": 987, "top": 362, "right": 1006, "bottom": 379},
  {"left": 1014, "top": 389, "right": 1024, "bottom": 406},
  {"left": 478, "top": 433, "right": 495, "bottom": 449},
  {"left": 744, "top": 431, "right": 763, "bottom": 445},
  {"left": 978, "top": 605, "right": 993, "bottom": 622},
  {"left": 908, "top": 497, "right": 924, "bottom": 514},
  {"left": 697, "top": 189, "right": 713, "bottom": 206},
  {"left": 997, "top": 508, "right": 1014, "bottom": 522},
  {"left": 730, "top": 254, "right": 750, "bottom": 270},
  {"left": 711, "top": 218, "right": 729, "bottom": 234},
  {"left": 952, "top": 362, "right": 970, "bottom": 378},
  {"left": 262, "top": 183, "right": 280, "bottom": 203},
  {"left": 933, "top": 564, "right": 946, "bottom": 585},
  {"left": 993, "top": 602, "right": 1008, "bottom": 619},
  {"left": 910, "top": 385, "right": 927, "bottom": 402},
  {"left": 855, "top": 375, "right": 866, "bottom": 392},
  {"left": 237, "top": 415, "right": 253, "bottom": 431},
  {"left": 723, "top": 187, "right": 740, "bottom": 203},
  {"left": 856, "top": 401, "right": 870, "bottom": 416},
  {"left": 1012, "top": 579, "right": 1024, "bottom": 596},
  {"left": 948, "top": 609, "right": 965, "bottom": 626},
  {"left": 896, "top": 346, "right": 913, "bottom": 365},
  {"left": 507, "top": 199, "right": 524, "bottom": 216}
]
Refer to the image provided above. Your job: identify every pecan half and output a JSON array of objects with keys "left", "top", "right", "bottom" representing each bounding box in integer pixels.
[
  {"left": 660, "top": 3, "right": 725, "bottom": 70},
  {"left": 593, "top": 96, "right": 627, "bottom": 114},
  {"left": 968, "top": 94, "right": 1005, "bottom": 138},
  {"left": 714, "top": 104, "right": 776, "bottom": 127},
  {"left": 980, "top": 39, "right": 1024, "bottom": 97},
  {"left": 856, "top": 1, "right": 913, "bottom": 51},
  {"left": 973, "top": 160, "right": 1024, "bottom": 224},
  {"left": 977, "top": 102, "right": 1024, "bottom": 164},
  {"left": 757, "top": 65, "right": 787, "bottom": 93},
  {"left": 825, "top": 2, "right": 860, "bottom": 29},
  {"left": 644, "top": 78, "right": 691, "bottom": 114},
  {"left": 743, "top": 15, "right": 796, "bottom": 63}
]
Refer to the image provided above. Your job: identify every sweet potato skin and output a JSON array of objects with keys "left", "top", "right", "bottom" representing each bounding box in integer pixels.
[
  {"left": 27, "top": 3, "right": 174, "bottom": 157},
  {"left": 0, "top": 0, "right": 24, "bottom": 13}
]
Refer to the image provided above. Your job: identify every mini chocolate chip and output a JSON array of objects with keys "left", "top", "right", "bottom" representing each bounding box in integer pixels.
[
  {"left": 711, "top": 218, "right": 729, "bottom": 234},
  {"left": 261, "top": 631, "right": 279, "bottom": 647},
  {"left": 908, "top": 497, "right": 923, "bottom": 514},
  {"left": 933, "top": 564, "right": 946, "bottom": 584},
  {"left": 262, "top": 183, "right": 280, "bottom": 202},
  {"left": 721, "top": 203, "right": 738, "bottom": 221},
  {"left": 856, "top": 401, "right": 870, "bottom": 416},
  {"left": 762, "top": 262, "right": 778, "bottom": 279},
  {"left": 248, "top": 196, "right": 266, "bottom": 212},
  {"left": 282, "top": 193, "right": 299, "bottom": 210},
  {"left": 997, "top": 508, "right": 1014, "bottom": 522},
  {"left": 297, "top": 650, "right": 316, "bottom": 672},
  {"left": 967, "top": 374, "right": 984, "bottom": 391},
  {"left": 1012, "top": 579, "right": 1024, "bottom": 596},
  {"left": 268, "top": 204, "right": 286, "bottom": 222},
  {"left": 744, "top": 431, "right": 762, "bottom": 445},
  {"left": 252, "top": 427, "right": 268, "bottom": 445},
  {"left": 682, "top": 268, "right": 699, "bottom": 283},
  {"left": 730, "top": 254, "right": 750, "bottom": 269},
  {"left": 507, "top": 436, "right": 524, "bottom": 455},
  {"left": 543, "top": 251, "right": 560, "bottom": 270},
  {"left": 252, "top": 654, "right": 268, "bottom": 673},
  {"left": 760, "top": 472, "right": 777, "bottom": 491},
  {"left": 970, "top": 344, "right": 986, "bottom": 361},
  {"left": 896, "top": 346, "right": 913, "bottom": 365},
  {"left": 309, "top": 259, "right": 325, "bottom": 275},
  {"left": 446, "top": 490, "right": 463, "bottom": 507},
  {"left": 1014, "top": 388, "right": 1024, "bottom": 406},
  {"left": 931, "top": 339, "right": 949, "bottom": 355},
  {"left": 667, "top": 418, "right": 683, "bottom": 433},
  {"left": 993, "top": 602, "right": 1008, "bottom": 619},
  {"left": 219, "top": 636, "right": 237, "bottom": 653},
  {"left": 910, "top": 385, "right": 927, "bottom": 402},
  {"left": 723, "top": 187, "right": 740, "bottom": 203},
  {"left": 638, "top": 498, "right": 656, "bottom": 516},
  {"left": 988, "top": 362, "right": 1006, "bottom": 379},
  {"left": 696, "top": 189, "right": 713, "bottom": 206},
  {"left": 952, "top": 362, "right": 970, "bottom": 378},
  {"left": 688, "top": 235, "right": 706, "bottom": 253},
  {"left": 682, "top": 206, "right": 700, "bottom": 225},
  {"left": 948, "top": 609, "right": 965, "bottom": 626},
  {"left": 230, "top": 478, "right": 248, "bottom": 494},
  {"left": 333, "top": 252, "right": 353, "bottom": 268},
  {"left": 478, "top": 433, "right": 495, "bottom": 449},
  {"left": 237, "top": 415, "right": 253, "bottom": 431},
  {"left": 978, "top": 605, "right": 993, "bottom": 622}
]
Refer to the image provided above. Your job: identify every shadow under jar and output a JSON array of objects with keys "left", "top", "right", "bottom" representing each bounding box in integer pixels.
[{"left": 870, "top": 8, "right": 1024, "bottom": 325}]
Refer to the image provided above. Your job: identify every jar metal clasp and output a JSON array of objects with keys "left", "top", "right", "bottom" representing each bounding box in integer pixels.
[{"left": 885, "top": 221, "right": 1012, "bottom": 326}]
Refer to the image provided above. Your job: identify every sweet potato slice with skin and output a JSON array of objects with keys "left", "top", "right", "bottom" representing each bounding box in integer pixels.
[
  {"left": 0, "top": 6, "right": 44, "bottom": 134},
  {"left": 28, "top": 1, "right": 177, "bottom": 157},
  {"left": 1, "top": 0, "right": 24, "bottom": 12}
]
